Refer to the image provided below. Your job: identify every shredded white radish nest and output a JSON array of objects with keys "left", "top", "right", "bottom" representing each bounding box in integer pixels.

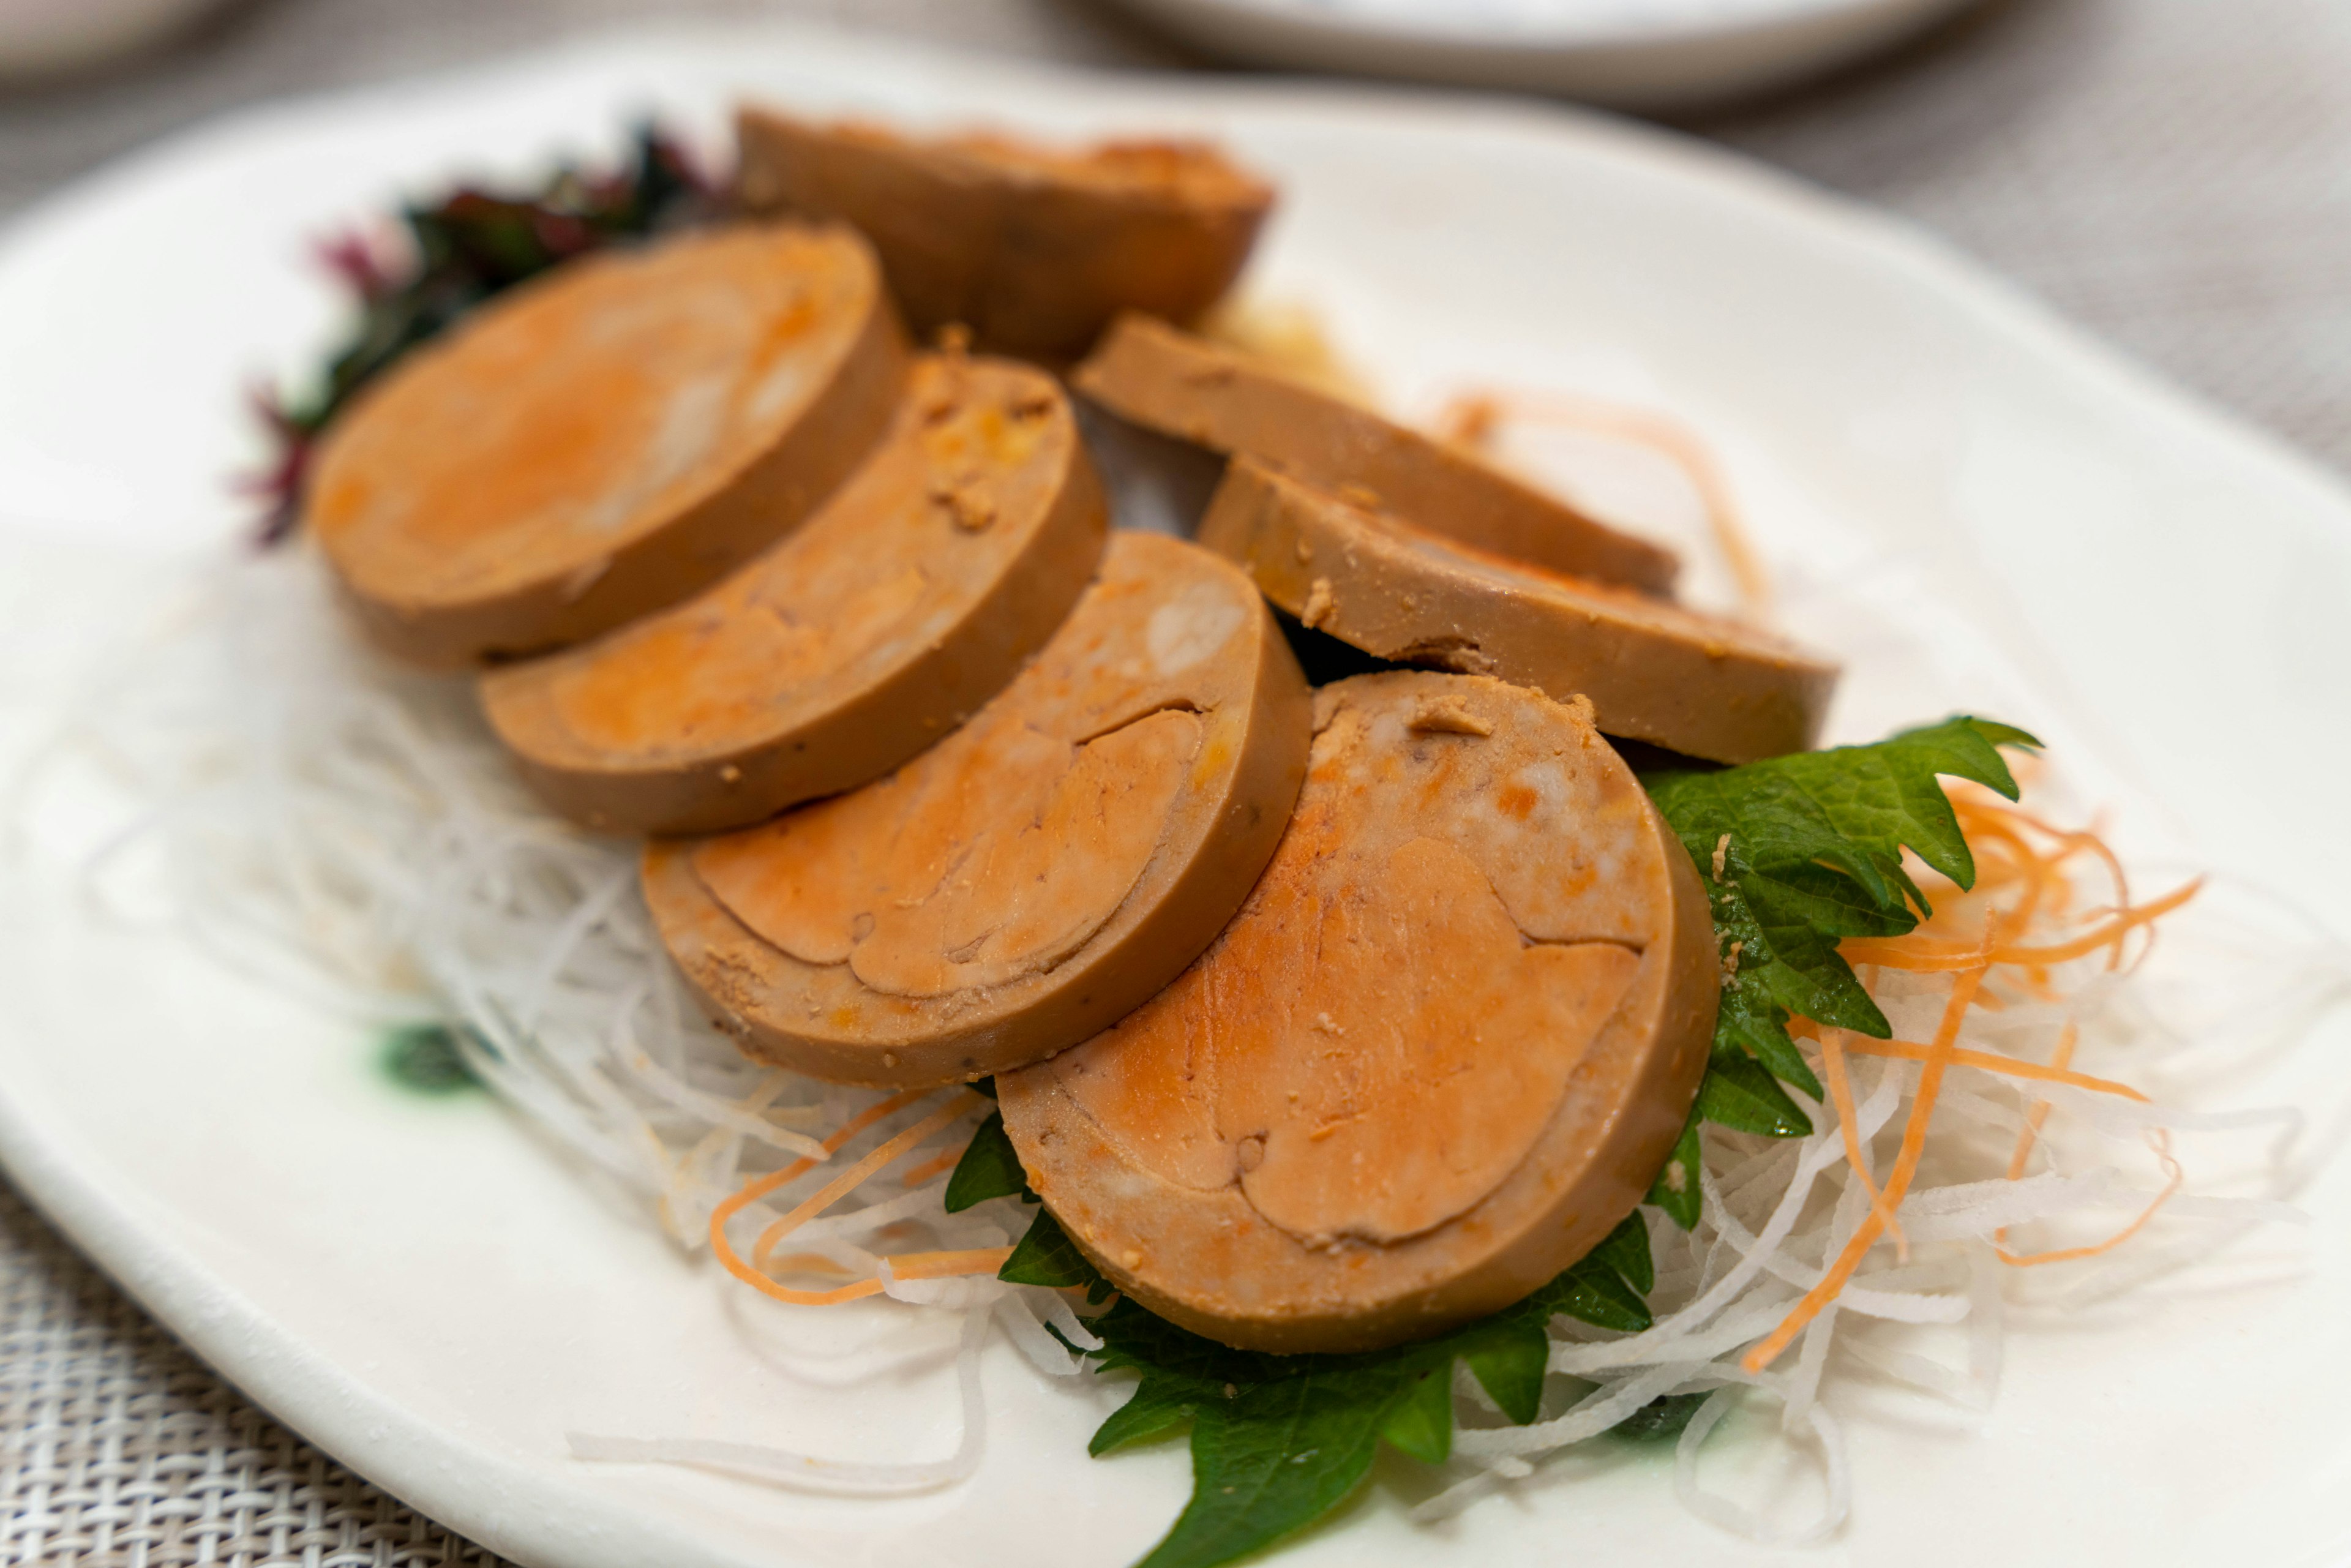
[{"left": 17, "top": 519, "right": 2345, "bottom": 1544}]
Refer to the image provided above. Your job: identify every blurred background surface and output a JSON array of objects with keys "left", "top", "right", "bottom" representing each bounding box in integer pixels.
[{"left": 6, "top": 0, "right": 2351, "bottom": 471}]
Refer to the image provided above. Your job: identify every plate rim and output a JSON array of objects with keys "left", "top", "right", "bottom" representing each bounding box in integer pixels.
[{"left": 1093, "top": 0, "right": 1984, "bottom": 108}]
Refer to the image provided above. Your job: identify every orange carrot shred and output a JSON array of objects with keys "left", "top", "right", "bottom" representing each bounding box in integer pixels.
[
  {"left": 901, "top": 1144, "right": 966, "bottom": 1187},
  {"left": 1820, "top": 1031, "right": 1905, "bottom": 1258},
  {"left": 749, "top": 1094, "right": 984, "bottom": 1270},
  {"left": 1989, "top": 1021, "right": 2185, "bottom": 1267},
  {"left": 1744, "top": 921, "right": 1999, "bottom": 1375},
  {"left": 1958, "top": 795, "right": 2131, "bottom": 921},
  {"left": 1434, "top": 388, "right": 1772, "bottom": 613},
  {"left": 2001, "top": 1021, "right": 2081, "bottom": 1188},
  {"left": 888, "top": 1247, "right": 1020, "bottom": 1280},
  {"left": 2008, "top": 877, "right": 2197, "bottom": 969},
  {"left": 703, "top": 1086, "right": 928, "bottom": 1245},
  {"left": 1834, "top": 1034, "right": 2148, "bottom": 1103},
  {"left": 707, "top": 1089, "right": 992, "bottom": 1308},
  {"left": 1742, "top": 787, "right": 2203, "bottom": 1368},
  {"left": 1998, "top": 1129, "right": 2183, "bottom": 1267},
  {"left": 1839, "top": 878, "right": 2198, "bottom": 973}
]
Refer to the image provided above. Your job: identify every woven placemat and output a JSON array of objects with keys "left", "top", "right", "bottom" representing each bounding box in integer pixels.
[{"left": 0, "top": 1182, "right": 512, "bottom": 1568}]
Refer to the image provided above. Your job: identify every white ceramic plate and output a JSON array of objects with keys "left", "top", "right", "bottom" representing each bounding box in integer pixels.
[
  {"left": 1097, "top": 0, "right": 1981, "bottom": 110},
  {"left": 2, "top": 21, "right": 2350, "bottom": 1568}
]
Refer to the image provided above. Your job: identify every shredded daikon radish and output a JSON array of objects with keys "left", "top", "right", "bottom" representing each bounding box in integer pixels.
[
  {"left": 568, "top": 1303, "right": 993, "bottom": 1493},
  {"left": 13, "top": 548, "right": 1055, "bottom": 1495},
  {"left": 1674, "top": 1369, "right": 1850, "bottom": 1549}
]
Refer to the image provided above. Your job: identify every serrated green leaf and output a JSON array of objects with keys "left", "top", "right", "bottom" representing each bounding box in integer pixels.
[
  {"left": 1545, "top": 1263, "right": 1654, "bottom": 1334},
  {"left": 1744, "top": 861, "right": 1919, "bottom": 939},
  {"left": 1077, "top": 1204, "right": 1667, "bottom": 1568},
  {"left": 1591, "top": 1210, "right": 1655, "bottom": 1295},
  {"left": 1698, "top": 1052, "right": 1813, "bottom": 1138},
  {"left": 1649, "top": 716, "right": 2034, "bottom": 914},
  {"left": 1091, "top": 1368, "right": 1222, "bottom": 1456},
  {"left": 1749, "top": 914, "right": 1888, "bottom": 1038},
  {"left": 1089, "top": 1300, "right": 1292, "bottom": 1389},
  {"left": 999, "top": 1207, "right": 1109, "bottom": 1294},
  {"left": 1138, "top": 1365, "right": 1404, "bottom": 1568},
  {"left": 1645, "top": 716, "right": 2036, "bottom": 1131},
  {"left": 1717, "top": 1003, "right": 1824, "bottom": 1101},
  {"left": 1458, "top": 1320, "right": 1550, "bottom": 1427},
  {"left": 1648, "top": 1101, "right": 1704, "bottom": 1230},
  {"left": 1376, "top": 1364, "right": 1454, "bottom": 1465},
  {"left": 1963, "top": 719, "right": 2041, "bottom": 752},
  {"left": 942, "top": 1111, "right": 1026, "bottom": 1213}
]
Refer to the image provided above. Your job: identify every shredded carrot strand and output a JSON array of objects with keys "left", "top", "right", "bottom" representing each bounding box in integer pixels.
[
  {"left": 2002, "top": 1021, "right": 2080, "bottom": 1187},
  {"left": 701, "top": 1086, "right": 931, "bottom": 1262},
  {"left": 1434, "top": 388, "right": 1772, "bottom": 612},
  {"left": 1820, "top": 1031, "right": 1905, "bottom": 1256},
  {"left": 888, "top": 1247, "right": 1019, "bottom": 1280},
  {"left": 1900, "top": 795, "right": 2130, "bottom": 985},
  {"left": 901, "top": 1144, "right": 966, "bottom": 1187},
  {"left": 1993, "top": 831, "right": 2061, "bottom": 939},
  {"left": 1744, "top": 925, "right": 1998, "bottom": 1374},
  {"left": 1957, "top": 795, "right": 2131, "bottom": 920},
  {"left": 1836, "top": 937, "right": 1984, "bottom": 974},
  {"left": 2003, "top": 877, "right": 2196, "bottom": 967},
  {"left": 1839, "top": 879, "right": 2199, "bottom": 972},
  {"left": 749, "top": 1093, "right": 986, "bottom": 1270},
  {"left": 1988, "top": 1022, "right": 2186, "bottom": 1266},
  {"left": 1737, "top": 787, "right": 2197, "bottom": 1349},
  {"left": 1834, "top": 1035, "right": 2148, "bottom": 1103},
  {"left": 1997, "top": 1130, "right": 2183, "bottom": 1267},
  {"left": 709, "top": 1272, "right": 887, "bottom": 1307},
  {"left": 1994, "top": 1020, "right": 2078, "bottom": 1257},
  {"left": 705, "top": 1090, "right": 988, "bottom": 1308}
]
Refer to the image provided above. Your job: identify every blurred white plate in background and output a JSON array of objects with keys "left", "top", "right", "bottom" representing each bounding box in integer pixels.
[{"left": 1098, "top": 0, "right": 1982, "bottom": 109}]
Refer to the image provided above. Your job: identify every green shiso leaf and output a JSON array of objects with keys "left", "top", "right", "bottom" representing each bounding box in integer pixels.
[
  {"left": 1375, "top": 1364, "right": 1455, "bottom": 1466},
  {"left": 1022, "top": 1208, "right": 1659, "bottom": 1568},
  {"left": 1646, "top": 1101, "right": 1704, "bottom": 1230},
  {"left": 942, "top": 1111, "right": 1027, "bottom": 1213},
  {"left": 1536, "top": 1259, "right": 1653, "bottom": 1336},
  {"left": 1000, "top": 1207, "right": 1114, "bottom": 1302},
  {"left": 1090, "top": 1365, "right": 1223, "bottom": 1457},
  {"left": 1696, "top": 1052, "right": 1813, "bottom": 1138},
  {"left": 1086, "top": 1300, "right": 1292, "bottom": 1455},
  {"left": 1136, "top": 1357, "right": 1406, "bottom": 1568},
  {"left": 1643, "top": 716, "right": 2041, "bottom": 1204},
  {"left": 1591, "top": 1209, "right": 1655, "bottom": 1295},
  {"left": 376, "top": 1021, "right": 479, "bottom": 1097}
]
